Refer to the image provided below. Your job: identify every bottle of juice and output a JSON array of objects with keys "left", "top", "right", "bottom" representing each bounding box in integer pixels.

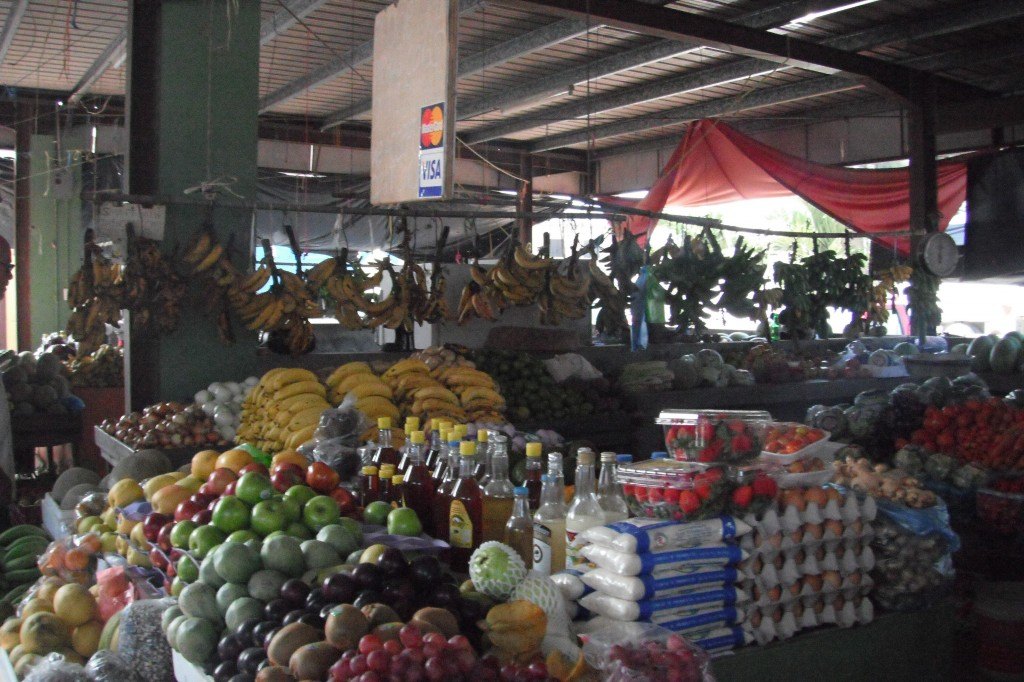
[
  {"left": 448, "top": 441, "right": 482, "bottom": 572},
  {"left": 378, "top": 464, "right": 396, "bottom": 506},
  {"left": 371, "top": 417, "right": 399, "bottom": 468},
  {"left": 391, "top": 474, "right": 404, "bottom": 506},
  {"left": 425, "top": 420, "right": 450, "bottom": 471},
  {"left": 532, "top": 453, "right": 567, "bottom": 576},
  {"left": 431, "top": 428, "right": 451, "bottom": 481},
  {"left": 402, "top": 430, "right": 434, "bottom": 522},
  {"left": 359, "top": 465, "right": 379, "bottom": 506},
  {"left": 505, "top": 486, "right": 533, "bottom": 569},
  {"left": 482, "top": 435, "right": 515, "bottom": 543},
  {"left": 453, "top": 423, "right": 468, "bottom": 443},
  {"left": 598, "top": 451, "right": 630, "bottom": 523},
  {"left": 473, "top": 428, "right": 491, "bottom": 484},
  {"left": 433, "top": 438, "right": 461, "bottom": 540},
  {"left": 524, "top": 442, "right": 543, "bottom": 510},
  {"left": 565, "top": 449, "right": 604, "bottom": 569},
  {"left": 396, "top": 416, "right": 421, "bottom": 472}
]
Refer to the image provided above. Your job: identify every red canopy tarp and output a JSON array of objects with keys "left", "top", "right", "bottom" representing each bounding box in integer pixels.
[{"left": 617, "top": 120, "right": 968, "bottom": 253}]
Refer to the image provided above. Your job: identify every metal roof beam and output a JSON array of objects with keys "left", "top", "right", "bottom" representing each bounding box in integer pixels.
[
  {"left": 68, "top": 0, "right": 330, "bottom": 104},
  {"left": 320, "top": 0, "right": 850, "bottom": 129},
  {"left": 260, "top": 0, "right": 332, "bottom": 44},
  {"left": 493, "top": 0, "right": 988, "bottom": 102},
  {"left": 260, "top": 0, "right": 484, "bottom": 113},
  {"left": 0, "top": 0, "right": 29, "bottom": 65},
  {"left": 510, "top": 0, "right": 1024, "bottom": 150}
]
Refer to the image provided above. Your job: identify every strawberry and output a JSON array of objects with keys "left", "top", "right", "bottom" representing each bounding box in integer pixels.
[
  {"left": 663, "top": 487, "right": 681, "bottom": 504},
  {"left": 730, "top": 434, "right": 752, "bottom": 455},
  {"left": 727, "top": 419, "right": 747, "bottom": 434},
  {"left": 647, "top": 487, "right": 665, "bottom": 504},
  {"left": 633, "top": 486, "right": 648, "bottom": 503},
  {"left": 678, "top": 490, "right": 701, "bottom": 515},
  {"left": 752, "top": 475, "right": 778, "bottom": 498},
  {"left": 694, "top": 481, "right": 712, "bottom": 501},
  {"left": 700, "top": 468, "right": 724, "bottom": 483},
  {"left": 731, "top": 485, "right": 754, "bottom": 509},
  {"left": 697, "top": 422, "right": 716, "bottom": 442},
  {"left": 698, "top": 440, "right": 723, "bottom": 462}
]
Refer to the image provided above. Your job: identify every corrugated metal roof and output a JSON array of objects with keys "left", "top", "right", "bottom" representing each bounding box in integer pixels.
[{"left": 0, "top": 0, "right": 1020, "bottom": 155}]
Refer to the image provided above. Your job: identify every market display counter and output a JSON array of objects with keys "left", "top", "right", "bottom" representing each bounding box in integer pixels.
[
  {"left": 94, "top": 426, "right": 197, "bottom": 470},
  {"left": 714, "top": 601, "right": 959, "bottom": 682}
]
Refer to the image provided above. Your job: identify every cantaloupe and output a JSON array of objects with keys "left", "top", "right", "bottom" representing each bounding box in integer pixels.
[{"left": 51, "top": 467, "right": 102, "bottom": 504}]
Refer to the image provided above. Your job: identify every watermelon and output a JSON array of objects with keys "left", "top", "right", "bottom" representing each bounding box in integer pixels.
[
  {"left": 950, "top": 343, "right": 968, "bottom": 355},
  {"left": 967, "top": 335, "right": 997, "bottom": 372},
  {"left": 1005, "top": 331, "right": 1024, "bottom": 343},
  {"left": 893, "top": 342, "right": 919, "bottom": 357},
  {"left": 989, "top": 337, "right": 1022, "bottom": 374}
]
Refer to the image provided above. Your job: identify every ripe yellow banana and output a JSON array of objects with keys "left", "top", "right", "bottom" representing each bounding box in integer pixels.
[
  {"left": 384, "top": 359, "right": 430, "bottom": 378},
  {"left": 412, "top": 386, "right": 460, "bottom": 404},
  {"left": 326, "top": 362, "right": 373, "bottom": 387},
  {"left": 194, "top": 244, "right": 225, "bottom": 273},
  {"left": 183, "top": 232, "right": 212, "bottom": 264},
  {"left": 355, "top": 396, "right": 400, "bottom": 421},
  {"left": 347, "top": 382, "right": 395, "bottom": 401},
  {"left": 460, "top": 386, "right": 505, "bottom": 405},
  {"left": 272, "top": 379, "right": 325, "bottom": 402},
  {"left": 335, "top": 372, "right": 382, "bottom": 396},
  {"left": 288, "top": 405, "right": 327, "bottom": 431}
]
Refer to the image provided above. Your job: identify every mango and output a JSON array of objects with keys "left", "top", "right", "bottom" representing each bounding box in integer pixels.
[
  {"left": 107, "top": 479, "right": 145, "bottom": 508},
  {"left": 151, "top": 484, "right": 191, "bottom": 515}
]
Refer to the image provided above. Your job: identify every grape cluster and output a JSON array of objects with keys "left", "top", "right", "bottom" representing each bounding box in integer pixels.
[
  {"left": 329, "top": 625, "right": 556, "bottom": 682},
  {"left": 605, "top": 635, "right": 706, "bottom": 682}
]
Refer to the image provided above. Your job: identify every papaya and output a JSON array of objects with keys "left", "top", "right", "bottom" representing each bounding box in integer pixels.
[{"left": 480, "top": 600, "right": 547, "bottom": 663}]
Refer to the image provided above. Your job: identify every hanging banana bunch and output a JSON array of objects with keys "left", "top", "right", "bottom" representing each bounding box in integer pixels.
[
  {"left": 308, "top": 249, "right": 374, "bottom": 331},
  {"left": 589, "top": 256, "right": 629, "bottom": 339},
  {"left": 122, "top": 225, "right": 187, "bottom": 336},
  {"left": 537, "top": 237, "right": 591, "bottom": 325},
  {"left": 67, "top": 244, "right": 123, "bottom": 355},
  {"left": 182, "top": 224, "right": 244, "bottom": 344},
  {"left": 419, "top": 228, "right": 451, "bottom": 324}
]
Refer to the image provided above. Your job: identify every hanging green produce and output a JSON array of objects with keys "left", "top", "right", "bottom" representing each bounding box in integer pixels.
[
  {"left": 773, "top": 257, "right": 814, "bottom": 340},
  {"left": 651, "top": 229, "right": 767, "bottom": 337},
  {"left": 906, "top": 268, "right": 942, "bottom": 338}
]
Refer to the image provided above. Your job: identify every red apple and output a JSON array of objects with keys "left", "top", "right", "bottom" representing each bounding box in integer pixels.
[
  {"left": 198, "top": 482, "right": 222, "bottom": 497},
  {"left": 156, "top": 523, "right": 175, "bottom": 552},
  {"left": 329, "top": 486, "right": 356, "bottom": 516},
  {"left": 191, "top": 509, "right": 213, "bottom": 525},
  {"left": 149, "top": 547, "right": 169, "bottom": 571},
  {"left": 306, "top": 461, "right": 341, "bottom": 493},
  {"left": 189, "top": 492, "right": 217, "bottom": 509},
  {"left": 175, "top": 498, "right": 205, "bottom": 522},
  {"left": 166, "top": 560, "right": 176, "bottom": 578},
  {"left": 223, "top": 481, "right": 238, "bottom": 497},
  {"left": 206, "top": 498, "right": 220, "bottom": 512},
  {"left": 142, "top": 512, "right": 173, "bottom": 543},
  {"left": 239, "top": 462, "right": 269, "bottom": 477},
  {"left": 205, "top": 468, "right": 238, "bottom": 495},
  {"left": 271, "top": 463, "right": 305, "bottom": 493}
]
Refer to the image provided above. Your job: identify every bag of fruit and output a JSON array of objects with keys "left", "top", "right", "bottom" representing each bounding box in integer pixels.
[{"left": 581, "top": 620, "right": 715, "bottom": 681}]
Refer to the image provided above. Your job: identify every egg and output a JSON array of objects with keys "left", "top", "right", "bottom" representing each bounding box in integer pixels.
[
  {"left": 850, "top": 519, "right": 863, "bottom": 535},
  {"left": 750, "top": 610, "right": 762, "bottom": 627},
  {"left": 815, "top": 546, "right": 827, "bottom": 561},
  {"left": 753, "top": 586, "right": 763, "bottom": 601},
  {"left": 768, "top": 532, "right": 783, "bottom": 549},
  {"left": 788, "top": 582, "right": 802, "bottom": 598},
  {"left": 813, "top": 599, "right": 825, "bottom": 614},
  {"left": 773, "top": 555, "right": 785, "bottom": 570},
  {"left": 805, "top": 574, "right": 824, "bottom": 592},
  {"left": 793, "top": 548, "right": 806, "bottom": 564},
  {"left": 804, "top": 487, "right": 827, "bottom": 507},
  {"left": 848, "top": 573, "right": 862, "bottom": 586},
  {"left": 754, "top": 530, "right": 764, "bottom": 546},
  {"left": 789, "top": 527, "right": 804, "bottom": 544},
  {"left": 791, "top": 601, "right": 804, "bottom": 618},
  {"left": 832, "top": 596, "right": 845, "bottom": 611},
  {"left": 805, "top": 523, "right": 824, "bottom": 540},
  {"left": 823, "top": 571, "right": 842, "bottom": 589},
  {"left": 783, "top": 489, "right": 807, "bottom": 511},
  {"left": 752, "top": 557, "right": 764, "bottom": 573},
  {"left": 826, "top": 487, "right": 844, "bottom": 504},
  {"left": 824, "top": 519, "right": 845, "bottom": 537},
  {"left": 768, "top": 586, "right": 782, "bottom": 602},
  {"left": 771, "top": 607, "right": 784, "bottom": 623}
]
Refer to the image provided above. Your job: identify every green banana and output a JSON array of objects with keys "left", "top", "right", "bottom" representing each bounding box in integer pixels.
[
  {"left": 2, "top": 554, "right": 40, "bottom": 572},
  {"left": 3, "top": 537, "right": 50, "bottom": 565},
  {"left": 1, "top": 582, "right": 31, "bottom": 604},
  {"left": 0, "top": 525, "right": 49, "bottom": 547},
  {"left": 4, "top": 568, "right": 41, "bottom": 585}
]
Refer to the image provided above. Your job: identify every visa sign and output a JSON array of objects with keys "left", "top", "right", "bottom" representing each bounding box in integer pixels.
[{"left": 418, "top": 148, "right": 444, "bottom": 198}]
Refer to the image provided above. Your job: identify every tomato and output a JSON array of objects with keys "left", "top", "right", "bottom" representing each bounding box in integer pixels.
[
  {"left": 306, "top": 461, "right": 341, "bottom": 493},
  {"left": 923, "top": 414, "right": 948, "bottom": 432},
  {"left": 957, "top": 413, "right": 973, "bottom": 428},
  {"left": 936, "top": 430, "right": 955, "bottom": 451},
  {"left": 328, "top": 486, "right": 356, "bottom": 515}
]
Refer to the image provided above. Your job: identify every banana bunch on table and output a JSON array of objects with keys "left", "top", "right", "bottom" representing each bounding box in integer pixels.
[{"left": 237, "top": 367, "right": 330, "bottom": 452}]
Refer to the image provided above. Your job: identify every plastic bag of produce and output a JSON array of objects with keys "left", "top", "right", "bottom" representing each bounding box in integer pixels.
[
  {"left": 544, "top": 353, "right": 603, "bottom": 383},
  {"left": 581, "top": 619, "right": 715, "bottom": 681},
  {"left": 118, "top": 597, "right": 176, "bottom": 682},
  {"left": 23, "top": 652, "right": 91, "bottom": 682},
  {"left": 870, "top": 496, "right": 958, "bottom": 612},
  {"left": 84, "top": 651, "right": 143, "bottom": 682}
]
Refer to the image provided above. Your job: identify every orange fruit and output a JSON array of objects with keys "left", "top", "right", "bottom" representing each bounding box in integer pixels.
[
  {"left": 76, "top": 534, "right": 101, "bottom": 555},
  {"left": 191, "top": 449, "right": 221, "bottom": 479},
  {"left": 63, "top": 549, "right": 89, "bottom": 572},
  {"left": 271, "top": 449, "right": 308, "bottom": 470},
  {"left": 215, "top": 448, "right": 253, "bottom": 473}
]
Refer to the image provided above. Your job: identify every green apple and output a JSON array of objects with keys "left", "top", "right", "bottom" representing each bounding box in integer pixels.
[
  {"left": 227, "top": 529, "right": 259, "bottom": 544},
  {"left": 359, "top": 543, "right": 388, "bottom": 565},
  {"left": 251, "top": 499, "right": 288, "bottom": 536},
  {"left": 236, "top": 472, "right": 274, "bottom": 506},
  {"left": 170, "top": 520, "right": 198, "bottom": 549},
  {"left": 278, "top": 495, "right": 301, "bottom": 523},
  {"left": 211, "top": 496, "right": 251, "bottom": 534},
  {"left": 170, "top": 577, "right": 187, "bottom": 597},
  {"left": 302, "top": 495, "right": 340, "bottom": 532},
  {"left": 363, "top": 500, "right": 391, "bottom": 526},
  {"left": 285, "top": 521, "right": 313, "bottom": 540},
  {"left": 263, "top": 530, "right": 287, "bottom": 541},
  {"left": 335, "top": 516, "right": 363, "bottom": 544},
  {"left": 176, "top": 554, "right": 200, "bottom": 583},
  {"left": 283, "top": 484, "right": 317, "bottom": 508},
  {"left": 188, "top": 524, "right": 226, "bottom": 559},
  {"left": 387, "top": 507, "right": 422, "bottom": 536}
]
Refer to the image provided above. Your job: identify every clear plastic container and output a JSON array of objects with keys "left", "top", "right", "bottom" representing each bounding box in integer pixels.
[
  {"left": 658, "top": 409, "right": 771, "bottom": 465},
  {"left": 760, "top": 422, "right": 832, "bottom": 463},
  {"left": 617, "top": 459, "right": 732, "bottom": 522}
]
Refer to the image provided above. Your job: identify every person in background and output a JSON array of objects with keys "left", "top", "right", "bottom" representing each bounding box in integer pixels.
[{"left": 0, "top": 236, "right": 15, "bottom": 527}]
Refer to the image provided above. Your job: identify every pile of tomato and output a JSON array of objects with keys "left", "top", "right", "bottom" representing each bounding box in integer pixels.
[
  {"left": 762, "top": 423, "right": 827, "bottom": 455},
  {"left": 904, "top": 398, "right": 1024, "bottom": 471}
]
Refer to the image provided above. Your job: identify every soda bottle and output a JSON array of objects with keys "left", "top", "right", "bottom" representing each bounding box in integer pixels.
[
  {"left": 481, "top": 435, "right": 515, "bottom": 543},
  {"left": 524, "top": 442, "right": 543, "bottom": 510},
  {"left": 598, "top": 451, "right": 630, "bottom": 523},
  {"left": 505, "top": 486, "right": 533, "bottom": 569},
  {"left": 448, "top": 441, "right": 482, "bottom": 572},
  {"left": 565, "top": 450, "right": 604, "bottom": 569}
]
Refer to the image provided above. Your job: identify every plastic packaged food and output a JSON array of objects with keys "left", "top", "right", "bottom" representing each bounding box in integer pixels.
[
  {"left": 580, "top": 516, "right": 751, "bottom": 554},
  {"left": 658, "top": 409, "right": 771, "bottom": 464},
  {"left": 618, "top": 460, "right": 733, "bottom": 521},
  {"left": 580, "top": 586, "right": 745, "bottom": 622},
  {"left": 581, "top": 565, "right": 739, "bottom": 601},
  {"left": 760, "top": 422, "right": 831, "bottom": 461},
  {"left": 581, "top": 620, "right": 714, "bottom": 682},
  {"left": 582, "top": 542, "right": 746, "bottom": 576}
]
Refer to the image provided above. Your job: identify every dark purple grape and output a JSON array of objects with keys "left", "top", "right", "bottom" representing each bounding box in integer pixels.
[
  {"left": 217, "top": 633, "right": 247, "bottom": 662},
  {"left": 237, "top": 647, "right": 267, "bottom": 674},
  {"left": 323, "top": 572, "right": 358, "bottom": 603},
  {"left": 264, "top": 598, "right": 291, "bottom": 623},
  {"left": 280, "top": 579, "right": 311, "bottom": 606},
  {"left": 213, "top": 661, "right": 237, "bottom": 682},
  {"left": 351, "top": 563, "right": 382, "bottom": 590},
  {"left": 251, "top": 621, "right": 279, "bottom": 649},
  {"left": 282, "top": 609, "right": 307, "bottom": 626}
]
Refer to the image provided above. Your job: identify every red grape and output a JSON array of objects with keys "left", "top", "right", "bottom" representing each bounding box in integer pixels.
[
  {"left": 422, "top": 642, "right": 442, "bottom": 658},
  {"left": 455, "top": 648, "right": 476, "bottom": 673},
  {"left": 500, "top": 664, "right": 519, "bottom": 680},
  {"left": 350, "top": 653, "right": 369, "bottom": 675},
  {"left": 382, "top": 639, "right": 402, "bottom": 656},
  {"left": 359, "top": 634, "right": 383, "bottom": 654},
  {"left": 357, "top": 672, "right": 381, "bottom": 682},
  {"left": 399, "top": 624, "right": 423, "bottom": 649},
  {"left": 526, "top": 661, "right": 548, "bottom": 679},
  {"left": 448, "top": 635, "right": 472, "bottom": 651},
  {"left": 402, "top": 648, "right": 426, "bottom": 666},
  {"left": 405, "top": 666, "right": 426, "bottom": 682},
  {"left": 366, "top": 650, "right": 390, "bottom": 673},
  {"left": 329, "top": 659, "right": 351, "bottom": 682},
  {"left": 424, "top": 657, "right": 446, "bottom": 681},
  {"left": 422, "top": 632, "right": 447, "bottom": 648}
]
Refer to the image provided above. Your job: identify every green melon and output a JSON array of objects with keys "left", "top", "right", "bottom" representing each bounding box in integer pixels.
[
  {"left": 893, "top": 342, "right": 919, "bottom": 357},
  {"left": 990, "top": 337, "right": 1022, "bottom": 374}
]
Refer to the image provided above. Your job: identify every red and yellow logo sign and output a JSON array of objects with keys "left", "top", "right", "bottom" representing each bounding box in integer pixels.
[{"left": 420, "top": 104, "right": 445, "bottom": 150}]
